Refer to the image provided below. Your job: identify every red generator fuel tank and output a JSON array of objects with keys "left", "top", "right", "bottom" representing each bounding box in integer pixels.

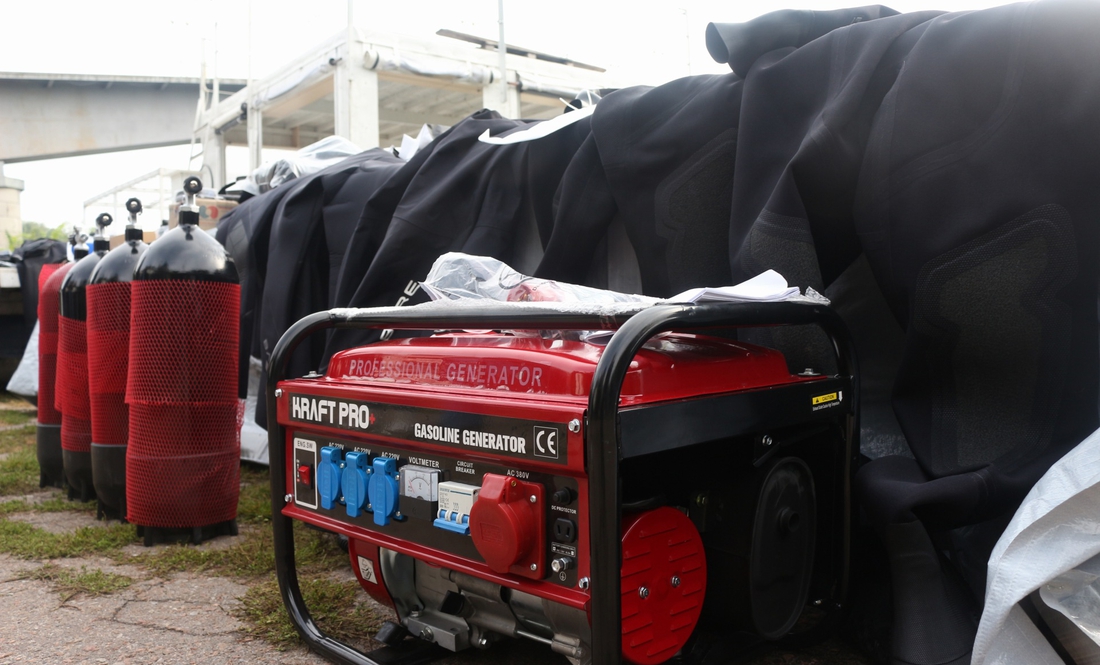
[{"left": 274, "top": 306, "right": 855, "bottom": 665}]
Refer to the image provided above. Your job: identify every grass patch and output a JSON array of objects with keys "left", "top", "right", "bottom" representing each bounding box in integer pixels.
[
  {"left": 0, "top": 496, "right": 96, "bottom": 516},
  {"left": 0, "top": 409, "right": 35, "bottom": 426},
  {"left": 0, "top": 425, "right": 39, "bottom": 496},
  {"left": 237, "top": 575, "right": 384, "bottom": 649},
  {"left": 0, "top": 446, "right": 42, "bottom": 496},
  {"left": 128, "top": 522, "right": 345, "bottom": 579},
  {"left": 0, "top": 519, "right": 135, "bottom": 559},
  {"left": 17, "top": 563, "right": 133, "bottom": 598},
  {"left": 237, "top": 464, "right": 273, "bottom": 525},
  {"left": 0, "top": 499, "right": 27, "bottom": 515},
  {"left": 0, "top": 392, "right": 34, "bottom": 410},
  {"left": 0, "top": 424, "right": 34, "bottom": 455}
]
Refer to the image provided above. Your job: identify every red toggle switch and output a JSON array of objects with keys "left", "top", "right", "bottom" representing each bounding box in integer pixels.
[
  {"left": 470, "top": 474, "right": 545, "bottom": 580},
  {"left": 298, "top": 464, "right": 312, "bottom": 486}
]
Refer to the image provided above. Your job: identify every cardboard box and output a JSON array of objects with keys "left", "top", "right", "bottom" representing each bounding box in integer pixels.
[
  {"left": 168, "top": 198, "right": 238, "bottom": 231},
  {"left": 109, "top": 231, "right": 158, "bottom": 250}
]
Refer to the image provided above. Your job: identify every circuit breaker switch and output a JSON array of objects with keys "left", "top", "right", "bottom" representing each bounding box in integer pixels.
[{"left": 434, "top": 481, "right": 480, "bottom": 535}]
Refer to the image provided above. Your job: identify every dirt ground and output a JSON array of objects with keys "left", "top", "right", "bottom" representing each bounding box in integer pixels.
[{"left": 0, "top": 553, "right": 327, "bottom": 665}]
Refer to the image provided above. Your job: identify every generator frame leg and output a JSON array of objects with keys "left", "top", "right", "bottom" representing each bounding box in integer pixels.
[{"left": 267, "top": 301, "right": 858, "bottom": 665}]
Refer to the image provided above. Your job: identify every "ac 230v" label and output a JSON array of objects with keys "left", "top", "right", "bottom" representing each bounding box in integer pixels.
[{"left": 287, "top": 393, "right": 568, "bottom": 465}]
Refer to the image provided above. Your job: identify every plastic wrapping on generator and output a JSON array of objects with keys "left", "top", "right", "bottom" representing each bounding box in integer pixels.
[
  {"left": 86, "top": 282, "right": 131, "bottom": 446},
  {"left": 421, "top": 252, "right": 657, "bottom": 305},
  {"left": 36, "top": 263, "right": 65, "bottom": 425},
  {"left": 126, "top": 280, "right": 242, "bottom": 528}
]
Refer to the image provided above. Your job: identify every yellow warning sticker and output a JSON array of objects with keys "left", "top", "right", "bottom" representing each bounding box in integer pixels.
[{"left": 812, "top": 392, "right": 839, "bottom": 406}]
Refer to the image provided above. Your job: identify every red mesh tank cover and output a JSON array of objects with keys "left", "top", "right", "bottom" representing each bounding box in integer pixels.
[
  {"left": 125, "top": 280, "right": 242, "bottom": 528},
  {"left": 57, "top": 316, "right": 91, "bottom": 453},
  {"left": 37, "top": 263, "right": 66, "bottom": 426},
  {"left": 87, "top": 281, "right": 132, "bottom": 446}
]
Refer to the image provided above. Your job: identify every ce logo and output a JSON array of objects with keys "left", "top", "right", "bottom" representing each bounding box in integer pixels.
[{"left": 534, "top": 426, "right": 559, "bottom": 459}]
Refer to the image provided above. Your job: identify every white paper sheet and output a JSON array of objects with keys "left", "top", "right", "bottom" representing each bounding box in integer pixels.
[{"left": 669, "top": 269, "right": 801, "bottom": 303}]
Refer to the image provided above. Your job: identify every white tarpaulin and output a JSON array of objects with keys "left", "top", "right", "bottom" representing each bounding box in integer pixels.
[
  {"left": 973, "top": 427, "right": 1100, "bottom": 664},
  {"left": 6, "top": 321, "right": 37, "bottom": 399}
]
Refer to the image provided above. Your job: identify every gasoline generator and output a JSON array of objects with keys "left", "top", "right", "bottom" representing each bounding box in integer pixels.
[{"left": 268, "top": 301, "right": 857, "bottom": 665}]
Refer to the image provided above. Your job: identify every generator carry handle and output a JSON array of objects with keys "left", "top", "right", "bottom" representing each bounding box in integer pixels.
[{"left": 267, "top": 300, "right": 858, "bottom": 665}]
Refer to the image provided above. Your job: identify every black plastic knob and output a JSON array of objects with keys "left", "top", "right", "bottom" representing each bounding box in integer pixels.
[
  {"left": 125, "top": 198, "right": 143, "bottom": 214},
  {"left": 183, "top": 176, "right": 203, "bottom": 196},
  {"left": 552, "top": 487, "right": 575, "bottom": 505},
  {"left": 95, "top": 213, "right": 112, "bottom": 230}
]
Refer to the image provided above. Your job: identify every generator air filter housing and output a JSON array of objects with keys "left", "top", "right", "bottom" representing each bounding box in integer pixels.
[
  {"left": 36, "top": 262, "right": 67, "bottom": 488},
  {"left": 87, "top": 212, "right": 147, "bottom": 521},
  {"left": 57, "top": 236, "right": 109, "bottom": 501},
  {"left": 126, "top": 183, "right": 240, "bottom": 545}
]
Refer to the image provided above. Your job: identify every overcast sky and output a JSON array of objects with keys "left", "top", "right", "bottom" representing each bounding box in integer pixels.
[{"left": 3, "top": 0, "right": 1009, "bottom": 231}]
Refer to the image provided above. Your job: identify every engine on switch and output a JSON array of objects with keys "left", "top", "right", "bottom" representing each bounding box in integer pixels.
[{"left": 274, "top": 314, "right": 853, "bottom": 664}]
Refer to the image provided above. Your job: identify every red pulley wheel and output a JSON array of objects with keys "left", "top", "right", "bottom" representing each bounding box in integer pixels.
[{"left": 620, "top": 507, "right": 707, "bottom": 665}]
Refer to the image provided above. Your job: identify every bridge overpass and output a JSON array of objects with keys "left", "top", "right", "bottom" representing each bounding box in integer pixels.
[{"left": 0, "top": 72, "right": 245, "bottom": 164}]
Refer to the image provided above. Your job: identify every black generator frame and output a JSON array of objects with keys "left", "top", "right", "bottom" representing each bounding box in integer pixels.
[{"left": 267, "top": 300, "right": 859, "bottom": 665}]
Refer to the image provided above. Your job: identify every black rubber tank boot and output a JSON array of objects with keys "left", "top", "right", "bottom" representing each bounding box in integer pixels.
[
  {"left": 62, "top": 449, "right": 94, "bottom": 502},
  {"left": 36, "top": 424, "right": 64, "bottom": 488},
  {"left": 91, "top": 444, "right": 127, "bottom": 521}
]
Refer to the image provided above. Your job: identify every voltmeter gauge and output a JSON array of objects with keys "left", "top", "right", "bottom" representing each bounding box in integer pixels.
[{"left": 399, "top": 465, "right": 440, "bottom": 501}]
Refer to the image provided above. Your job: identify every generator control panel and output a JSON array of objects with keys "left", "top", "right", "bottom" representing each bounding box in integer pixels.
[{"left": 286, "top": 397, "right": 587, "bottom": 592}]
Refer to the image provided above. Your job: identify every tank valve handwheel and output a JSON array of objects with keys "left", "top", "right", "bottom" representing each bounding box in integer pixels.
[{"left": 183, "top": 176, "right": 203, "bottom": 196}]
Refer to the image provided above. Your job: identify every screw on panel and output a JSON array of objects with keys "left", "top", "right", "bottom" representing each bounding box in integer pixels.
[
  {"left": 568, "top": 419, "right": 581, "bottom": 433},
  {"left": 671, "top": 576, "right": 681, "bottom": 588},
  {"left": 409, "top": 609, "right": 421, "bottom": 618},
  {"left": 284, "top": 494, "right": 293, "bottom": 503},
  {"left": 419, "top": 626, "right": 434, "bottom": 641},
  {"left": 530, "top": 563, "right": 538, "bottom": 571},
  {"left": 638, "top": 587, "right": 649, "bottom": 599},
  {"left": 274, "top": 388, "right": 283, "bottom": 398},
  {"left": 529, "top": 495, "right": 537, "bottom": 503},
  {"left": 395, "top": 511, "right": 403, "bottom": 519},
  {"left": 762, "top": 435, "right": 774, "bottom": 447},
  {"left": 578, "top": 577, "right": 590, "bottom": 590}
]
